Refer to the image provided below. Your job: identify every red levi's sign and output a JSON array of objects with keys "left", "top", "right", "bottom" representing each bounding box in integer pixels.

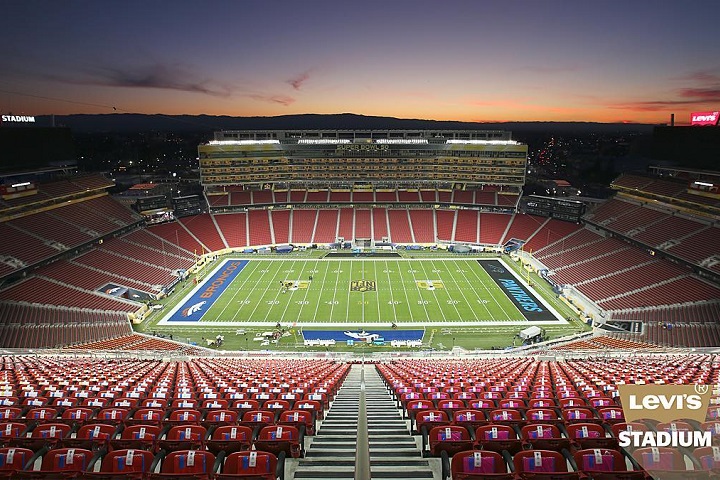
[{"left": 690, "top": 111, "right": 719, "bottom": 126}]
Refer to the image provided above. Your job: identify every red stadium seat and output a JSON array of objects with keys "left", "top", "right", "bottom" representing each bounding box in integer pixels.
[
  {"left": 215, "top": 451, "right": 278, "bottom": 480},
  {"left": 452, "top": 409, "right": 487, "bottom": 432},
  {"left": 147, "top": 449, "right": 216, "bottom": 480},
  {"left": 206, "top": 425, "right": 253, "bottom": 456},
  {"left": 111, "top": 424, "right": 161, "bottom": 451},
  {"left": 415, "top": 410, "right": 451, "bottom": 435},
  {"left": 16, "top": 447, "right": 96, "bottom": 479},
  {"left": 80, "top": 448, "right": 155, "bottom": 480},
  {"left": 474, "top": 425, "right": 523, "bottom": 455},
  {"left": 241, "top": 410, "right": 275, "bottom": 431},
  {"left": 520, "top": 424, "right": 570, "bottom": 451},
  {"left": 425, "top": 425, "right": 473, "bottom": 458},
  {"left": 449, "top": 450, "right": 515, "bottom": 479},
  {"left": 512, "top": 449, "right": 580, "bottom": 479},
  {"left": 278, "top": 409, "right": 315, "bottom": 436},
  {"left": 158, "top": 425, "right": 207, "bottom": 453},
  {"left": 255, "top": 425, "right": 303, "bottom": 459},
  {"left": 634, "top": 446, "right": 707, "bottom": 479},
  {"left": 573, "top": 448, "right": 645, "bottom": 480},
  {"left": 565, "top": 423, "right": 617, "bottom": 449},
  {"left": 62, "top": 423, "right": 117, "bottom": 450},
  {"left": 0, "top": 447, "right": 34, "bottom": 478}
]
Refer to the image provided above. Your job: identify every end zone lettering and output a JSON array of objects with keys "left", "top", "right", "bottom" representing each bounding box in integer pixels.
[
  {"left": 498, "top": 278, "right": 543, "bottom": 312},
  {"left": 199, "top": 261, "right": 243, "bottom": 299}
]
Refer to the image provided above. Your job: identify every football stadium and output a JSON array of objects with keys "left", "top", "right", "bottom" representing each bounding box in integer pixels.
[{"left": 1, "top": 129, "right": 720, "bottom": 479}]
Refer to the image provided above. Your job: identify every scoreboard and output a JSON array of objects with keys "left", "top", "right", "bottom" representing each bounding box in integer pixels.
[{"left": 523, "top": 195, "right": 585, "bottom": 222}]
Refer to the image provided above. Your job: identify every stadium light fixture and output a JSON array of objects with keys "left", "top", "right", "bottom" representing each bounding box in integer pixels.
[
  {"left": 297, "top": 139, "right": 351, "bottom": 144},
  {"left": 208, "top": 140, "right": 280, "bottom": 145},
  {"left": 446, "top": 139, "right": 520, "bottom": 145},
  {"left": 693, "top": 181, "right": 714, "bottom": 187},
  {"left": 11, "top": 182, "right": 32, "bottom": 188},
  {"left": 374, "top": 138, "right": 429, "bottom": 144}
]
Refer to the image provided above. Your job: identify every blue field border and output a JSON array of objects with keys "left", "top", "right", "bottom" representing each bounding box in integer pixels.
[{"left": 165, "top": 259, "right": 249, "bottom": 322}]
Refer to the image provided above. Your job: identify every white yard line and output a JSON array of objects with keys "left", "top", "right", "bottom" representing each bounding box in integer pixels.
[
  {"left": 465, "top": 259, "right": 525, "bottom": 321},
  {"left": 442, "top": 261, "right": 487, "bottom": 321},
  {"left": 262, "top": 259, "right": 299, "bottom": 322},
  {"left": 310, "top": 260, "right": 332, "bottom": 324},
  {"left": 417, "top": 260, "right": 462, "bottom": 320},
  {"left": 397, "top": 259, "right": 429, "bottom": 323},
  {"left": 383, "top": 260, "right": 399, "bottom": 321},
  {"left": 294, "top": 259, "right": 320, "bottom": 322},
  {"left": 243, "top": 260, "right": 289, "bottom": 322}
]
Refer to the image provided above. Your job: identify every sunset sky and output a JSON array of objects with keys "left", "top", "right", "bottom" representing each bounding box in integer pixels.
[{"left": 2, "top": 0, "right": 718, "bottom": 124}]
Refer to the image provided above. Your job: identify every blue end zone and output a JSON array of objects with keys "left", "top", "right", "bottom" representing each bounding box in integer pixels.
[
  {"left": 302, "top": 330, "right": 425, "bottom": 342},
  {"left": 168, "top": 260, "right": 249, "bottom": 322}
]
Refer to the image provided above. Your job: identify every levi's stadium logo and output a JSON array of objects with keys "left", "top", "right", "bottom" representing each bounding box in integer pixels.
[
  {"left": 618, "top": 384, "right": 711, "bottom": 423},
  {"left": 181, "top": 301, "right": 206, "bottom": 317},
  {"left": 617, "top": 384, "right": 714, "bottom": 450},
  {"left": 691, "top": 111, "right": 719, "bottom": 125}
]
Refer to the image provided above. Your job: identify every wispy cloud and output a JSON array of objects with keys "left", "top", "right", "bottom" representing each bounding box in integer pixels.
[
  {"left": 608, "top": 68, "right": 720, "bottom": 111},
  {"left": 45, "top": 62, "right": 235, "bottom": 97},
  {"left": 518, "top": 65, "right": 579, "bottom": 74},
  {"left": 287, "top": 71, "right": 311, "bottom": 91},
  {"left": 247, "top": 94, "right": 296, "bottom": 106}
]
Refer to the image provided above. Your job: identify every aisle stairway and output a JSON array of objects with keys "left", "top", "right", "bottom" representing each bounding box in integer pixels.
[
  {"left": 291, "top": 364, "right": 437, "bottom": 479},
  {"left": 365, "top": 365, "right": 436, "bottom": 479},
  {"left": 292, "top": 364, "right": 361, "bottom": 479}
]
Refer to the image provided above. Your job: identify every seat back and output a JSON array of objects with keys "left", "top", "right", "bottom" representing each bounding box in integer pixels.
[
  {"left": 222, "top": 451, "right": 277, "bottom": 479},
  {"left": 0, "top": 408, "right": 22, "bottom": 421},
  {"left": 0, "top": 447, "right": 33, "bottom": 472},
  {"left": 160, "top": 449, "right": 215, "bottom": 475},
  {"left": 514, "top": 449, "right": 568, "bottom": 474},
  {"left": 574, "top": 448, "right": 625, "bottom": 473},
  {"left": 31, "top": 422, "right": 71, "bottom": 439},
  {"left": 121, "top": 424, "right": 162, "bottom": 441},
  {"left": 41, "top": 447, "right": 94, "bottom": 472},
  {"left": 76, "top": 423, "right": 115, "bottom": 441},
  {"left": 0, "top": 422, "right": 26, "bottom": 440},
  {"left": 451, "top": 450, "right": 507, "bottom": 475},
  {"left": 100, "top": 449, "right": 155, "bottom": 474},
  {"left": 693, "top": 446, "right": 720, "bottom": 471},
  {"left": 165, "top": 425, "right": 207, "bottom": 442},
  {"left": 635, "top": 446, "right": 685, "bottom": 471}
]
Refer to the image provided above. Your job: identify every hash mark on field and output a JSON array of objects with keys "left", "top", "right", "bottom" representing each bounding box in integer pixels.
[
  {"left": 216, "top": 261, "right": 263, "bottom": 322},
  {"left": 418, "top": 260, "right": 457, "bottom": 321},
  {"left": 464, "top": 259, "right": 517, "bottom": 321},
  {"left": 439, "top": 259, "right": 479, "bottom": 321}
]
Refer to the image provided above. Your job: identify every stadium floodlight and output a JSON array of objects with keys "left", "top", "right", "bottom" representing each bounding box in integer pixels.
[
  {"left": 374, "top": 138, "right": 429, "bottom": 144},
  {"left": 446, "top": 139, "right": 520, "bottom": 145},
  {"left": 296, "top": 139, "right": 352, "bottom": 144},
  {"left": 11, "top": 182, "right": 32, "bottom": 188},
  {"left": 208, "top": 140, "right": 280, "bottom": 145}
]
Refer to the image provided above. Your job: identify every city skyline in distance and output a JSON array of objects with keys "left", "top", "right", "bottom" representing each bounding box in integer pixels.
[{"left": 1, "top": 0, "right": 718, "bottom": 125}]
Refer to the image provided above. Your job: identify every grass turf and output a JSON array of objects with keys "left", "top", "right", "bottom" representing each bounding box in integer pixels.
[
  {"left": 135, "top": 254, "right": 588, "bottom": 352},
  {"left": 191, "top": 258, "right": 536, "bottom": 325}
]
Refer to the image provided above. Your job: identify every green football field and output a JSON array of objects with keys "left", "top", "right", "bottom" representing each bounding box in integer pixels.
[{"left": 160, "top": 258, "right": 565, "bottom": 326}]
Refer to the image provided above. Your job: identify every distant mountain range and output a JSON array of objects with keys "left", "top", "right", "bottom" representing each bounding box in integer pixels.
[{"left": 34, "top": 113, "right": 660, "bottom": 134}]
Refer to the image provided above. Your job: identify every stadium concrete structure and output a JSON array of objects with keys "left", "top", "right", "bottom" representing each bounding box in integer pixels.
[{"left": 0, "top": 130, "right": 720, "bottom": 478}]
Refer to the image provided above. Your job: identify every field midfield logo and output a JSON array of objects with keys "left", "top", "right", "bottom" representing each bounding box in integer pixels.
[
  {"left": 182, "top": 301, "right": 207, "bottom": 317},
  {"left": 350, "top": 280, "right": 376, "bottom": 292}
]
